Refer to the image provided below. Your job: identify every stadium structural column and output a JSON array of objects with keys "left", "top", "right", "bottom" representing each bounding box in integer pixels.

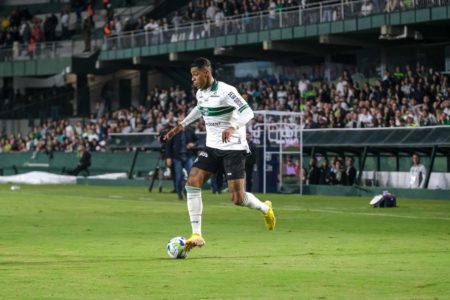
[
  {"left": 447, "top": 153, "right": 450, "bottom": 172},
  {"left": 357, "top": 147, "right": 368, "bottom": 185},
  {"left": 376, "top": 153, "right": 381, "bottom": 172},
  {"left": 128, "top": 149, "right": 140, "bottom": 179},
  {"left": 310, "top": 147, "right": 316, "bottom": 160},
  {"left": 76, "top": 73, "right": 90, "bottom": 116},
  {"left": 424, "top": 146, "right": 437, "bottom": 189},
  {"left": 139, "top": 70, "right": 148, "bottom": 106}
]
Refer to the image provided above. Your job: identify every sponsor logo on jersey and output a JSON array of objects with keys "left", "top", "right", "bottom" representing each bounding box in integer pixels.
[{"left": 205, "top": 122, "right": 222, "bottom": 126}]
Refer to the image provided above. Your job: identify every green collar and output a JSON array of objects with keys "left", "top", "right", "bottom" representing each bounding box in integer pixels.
[{"left": 210, "top": 79, "right": 218, "bottom": 92}]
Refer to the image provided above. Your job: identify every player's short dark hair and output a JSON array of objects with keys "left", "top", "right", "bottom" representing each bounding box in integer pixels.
[{"left": 191, "top": 57, "right": 211, "bottom": 70}]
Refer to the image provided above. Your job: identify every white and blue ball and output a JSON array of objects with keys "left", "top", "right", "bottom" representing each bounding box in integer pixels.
[{"left": 167, "top": 236, "right": 188, "bottom": 259}]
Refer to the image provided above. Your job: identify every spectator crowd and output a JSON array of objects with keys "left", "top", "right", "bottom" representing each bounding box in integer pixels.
[
  {"left": 102, "top": 0, "right": 430, "bottom": 49},
  {"left": 0, "top": 0, "right": 125, "bottom": 57},
  {"left": 1, "top": 64, "right": 449, "bottom": 156}
]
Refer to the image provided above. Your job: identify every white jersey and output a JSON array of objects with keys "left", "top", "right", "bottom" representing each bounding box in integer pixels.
[
  {"left": 409, "top": 164, "right": 427, "bottom": 188},
  {"left": 182, "top": 79, "right": 253, "bottom": 151}
]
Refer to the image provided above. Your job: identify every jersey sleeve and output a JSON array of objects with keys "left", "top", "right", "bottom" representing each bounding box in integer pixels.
[
  {"left": 180, "top": 106, "right": 202, "bottom": 127},
  {"left": 224, "top": 87, "right": 254, "bottom": 129},
  {"left": 224, "top": 87, "right": 250, "bottom": 113}
]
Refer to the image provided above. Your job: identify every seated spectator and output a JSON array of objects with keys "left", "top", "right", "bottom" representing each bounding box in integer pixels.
[{"left": 62, "top": 143, "right": 91, "bottom": 176}]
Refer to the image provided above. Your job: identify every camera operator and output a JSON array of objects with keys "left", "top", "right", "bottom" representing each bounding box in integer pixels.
[{"left": 164, "top": 123, "right": 198, "bottom": 200}]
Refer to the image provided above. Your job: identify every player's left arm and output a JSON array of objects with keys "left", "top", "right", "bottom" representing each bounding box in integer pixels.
[{"left": 222, "top": 88, "right": 254, "bottom": 143}]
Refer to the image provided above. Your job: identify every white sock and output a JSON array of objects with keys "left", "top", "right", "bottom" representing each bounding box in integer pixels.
[
  {"left": 185, "top": 186, "right": 203, "bottom": 235},
  {"left": 242, "top": 192, "right": 269, "bottom": 214}
]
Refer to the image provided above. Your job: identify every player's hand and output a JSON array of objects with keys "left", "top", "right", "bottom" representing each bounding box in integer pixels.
[
  {"left": 163, "top": 125, "right": 183, "bottom": 141},
  {"left": 186, "top": 142, "right": 196, "bottom": 149},
  {"left": 222, "top": 127, "right": 235, "bottom": 143}
]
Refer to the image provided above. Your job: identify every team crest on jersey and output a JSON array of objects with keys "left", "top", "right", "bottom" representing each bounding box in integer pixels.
[{"left": 203, "top": 107, "right": 209, "bottom": 116}]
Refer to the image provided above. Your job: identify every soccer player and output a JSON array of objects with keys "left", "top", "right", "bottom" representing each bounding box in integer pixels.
[{"left": 164, "top": 57, "right": 276, "bottom": 251}]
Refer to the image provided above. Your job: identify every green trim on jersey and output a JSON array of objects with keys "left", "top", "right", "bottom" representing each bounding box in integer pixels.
[
  {"left": 238, "top": 104, "right": 249, "bottom": 113},
  {"left": 199, "top": 105, "right": 235, "bottom": 116},
  {"left": 210, "top": 79, "right": 219, "bottom": 92}
]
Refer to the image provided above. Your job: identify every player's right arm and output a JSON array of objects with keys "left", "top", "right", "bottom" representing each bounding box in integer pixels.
[{"left": 163, "top": 106, "right": 202, "bottom": 141}]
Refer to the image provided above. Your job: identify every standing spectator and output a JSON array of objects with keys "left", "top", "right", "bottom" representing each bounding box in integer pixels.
[
  {"left": 214, "top": 8, "right": 225, "bottom": 35},
  {"left": 61, "top": 9, "right": 70, "bottom": 39},
  {"left": 345, "top": 157, "right": 357, "bottom": 185},
  {"left": 211, "top": 169, "right": 225, "bottom": 194},
  {"left": 409, "top": 154, "right": 426, "bottom": 188},
  {"left": 319, "top": 158, "right": 333, "bottom": 185},
  {"left": 165, "top": 125, "right": 198, "bottom": 200},
  {"left": 83, "top": 17, "right": 94, "bottom": 52},
  {"left": 307, "top": 157, "right": 320, "bottom": 185},
  {"left": 206, "top": 2, "right": 217, "bottom": 21},
  {"left": 74, "top": 0, "right": 84, "bottom": 25},
  {"left": 332, "top": 159, "right": 346, "bottom": 185},
  {"left": 360, "top": 0, "right": 374, "bottom": 16}
]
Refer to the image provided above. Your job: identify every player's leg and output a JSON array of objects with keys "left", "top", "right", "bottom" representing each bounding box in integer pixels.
[
  {"left": 227, "top": 178, "right": 276, "bottom": 230},
  {"left": 184, "top": 148, "right": 217, "bottom": 250},
  {"left": 184, "top": 167, "right": 213, "bottom": 250},
  {"left": 224, "top": 151, "right": 276, "bottom": 230}
]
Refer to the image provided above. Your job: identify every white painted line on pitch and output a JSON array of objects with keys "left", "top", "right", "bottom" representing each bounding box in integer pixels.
[
  {"left": 138, "top": 197, "right": 156, "bottom": 201},
  {"left": 212, "top": 203, "right": 450, "bottom": 221},
  {"left": 288, "top": 207, "right": 450, "bottom": 221},
  {"left": 108, "top": 195, "right": 124, "bottom": 199}
]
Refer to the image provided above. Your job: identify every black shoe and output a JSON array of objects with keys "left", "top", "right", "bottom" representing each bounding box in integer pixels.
[{"left": 177, "top": 192, "right": 184, "bottom": 200}]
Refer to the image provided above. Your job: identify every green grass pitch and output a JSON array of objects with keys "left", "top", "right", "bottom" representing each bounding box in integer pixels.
[{"left": 1, "top": 184, "right": 449, "bottom": 300}]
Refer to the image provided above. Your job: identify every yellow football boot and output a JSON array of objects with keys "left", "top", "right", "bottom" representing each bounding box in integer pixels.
[
  {"left": 184, "top": 233, "right": 205, "bottom": 251},
  {"left": 264, "top": 201, "right": 276, "bottom": 230}
]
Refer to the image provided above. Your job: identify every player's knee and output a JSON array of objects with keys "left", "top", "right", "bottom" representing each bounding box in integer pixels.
[
  {"left": 230, "top": 192, "right": 244, "bottom": 205},
  {"left": 186, "top": 176, "right": 201, "bottom": 187}
]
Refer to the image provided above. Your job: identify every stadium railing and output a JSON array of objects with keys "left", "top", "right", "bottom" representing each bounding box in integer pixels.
[
  {"left": 0, "top": 40, "right": 92, "bottom": 63},
  {"left": 101, "top": 0, "right": 450, "bottom": 51}
]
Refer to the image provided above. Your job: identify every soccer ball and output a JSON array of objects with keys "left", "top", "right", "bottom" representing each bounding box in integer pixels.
[{"left": 167, "top": 236, "right": 188, "bottom": 259}]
